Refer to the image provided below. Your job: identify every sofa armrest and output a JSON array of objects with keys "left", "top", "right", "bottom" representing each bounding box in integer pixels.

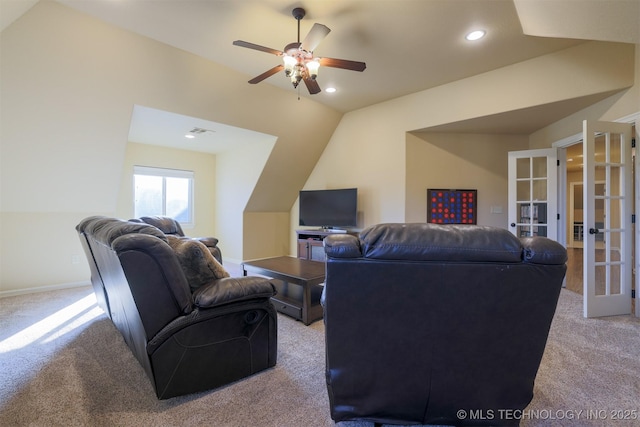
[
  {"left": 520, "top": 236, "right": 567, "bottom": 265},
  {"left": 146, "top": 297, "right": 276, "bottom": 357},
  {"left": 324, "top": 234, "right": 362, "bottom": 258},
  {"left": 192, "top": 276, "right": 275, "bottom": 309}
]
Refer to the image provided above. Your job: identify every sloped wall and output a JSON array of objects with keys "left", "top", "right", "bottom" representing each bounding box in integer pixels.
[{"left": 0, "top": 1, "right": 340, "bottom": 294}]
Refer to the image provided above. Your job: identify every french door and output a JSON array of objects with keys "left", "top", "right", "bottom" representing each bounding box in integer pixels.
[
  {"left": 583, "top": 120, "right": 633, "bottom": 318},
  {"left": 508, "top": 149, "right": 558, "bottom": 241}
]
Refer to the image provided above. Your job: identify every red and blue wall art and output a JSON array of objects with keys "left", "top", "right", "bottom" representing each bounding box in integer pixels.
[{"left": 427, "top": 189, "right": 477, "bottom": 224}]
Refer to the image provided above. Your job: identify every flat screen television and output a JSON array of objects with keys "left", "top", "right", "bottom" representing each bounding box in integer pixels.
[{"left": 299, "top": 188, "right": 357, "bottom": 229}]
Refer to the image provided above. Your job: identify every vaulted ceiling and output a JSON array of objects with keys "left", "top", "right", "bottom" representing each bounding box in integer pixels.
[
  {"left": 3, "top": 0, "right": 637, "bottom": 114},
  {"left": 1, "top": 0, "right": 637, "bottom": 145}
]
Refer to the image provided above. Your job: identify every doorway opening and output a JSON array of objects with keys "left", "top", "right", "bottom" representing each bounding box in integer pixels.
[
  {"left": 565, "top": 141, "right": 584, "bottom": 295},
  {"left": 565, "top": 148, "right": 607, "bottom": 295}
]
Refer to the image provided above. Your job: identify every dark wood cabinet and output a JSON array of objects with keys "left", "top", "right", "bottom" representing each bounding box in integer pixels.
[
  {"left": 242, "top": 256, "right": 325, "bottom": 325},
  {"left": 296, "top": 230, "right": 357, "bottom": 261},
  {"left": 297, "top": 236, "right": 325, "bottom": 261}
]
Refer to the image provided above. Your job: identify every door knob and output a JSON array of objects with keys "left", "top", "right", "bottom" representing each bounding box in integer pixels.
[{"left": 589, "top": 228, "right": 600, "bottom": 234}]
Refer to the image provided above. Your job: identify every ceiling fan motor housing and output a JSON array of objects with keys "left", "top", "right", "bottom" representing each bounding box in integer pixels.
[{"left": 292, "top": 7, "right": 305, "bottom": 21}]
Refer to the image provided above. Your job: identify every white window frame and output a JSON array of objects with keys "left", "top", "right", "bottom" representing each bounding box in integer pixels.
[{"left": 133, "top": 165, "right": 194, "bottom": 226}]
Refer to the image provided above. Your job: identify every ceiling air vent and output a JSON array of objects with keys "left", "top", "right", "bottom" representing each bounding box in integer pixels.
[{"left": 185, "top": 127, "right": 215, "bottom": 139}]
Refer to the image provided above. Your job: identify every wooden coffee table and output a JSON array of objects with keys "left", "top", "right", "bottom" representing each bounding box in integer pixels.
[{"left": 242, "top": 256, "right": 325, "bottom": 325}]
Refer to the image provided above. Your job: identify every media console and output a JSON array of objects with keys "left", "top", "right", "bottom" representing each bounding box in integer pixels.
[{"left": 296, "top": 229, "right": 358, "bottom": 262}]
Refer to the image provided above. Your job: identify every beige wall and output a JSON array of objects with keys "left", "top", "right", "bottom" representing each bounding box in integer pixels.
[
  {"left": 293, "top": 41, "right": 636, "bottom": 252},
  {"left": 530, "top": 43, "right": 640, "bottom": 148},
  {"left": 406, "top": 133, "right": 530, "bottom": 227},
  {"left": 0, "top": 1, "right": 339, "bottom": 295},
  {"left": 297, "top": 106, "right": 408, "bottom": 229},
  {"left": 0, "top": 212, "right": 96, "bottom": 294},
  {"left": 242, "top": 212, "right": 290, "bottom": 262}
]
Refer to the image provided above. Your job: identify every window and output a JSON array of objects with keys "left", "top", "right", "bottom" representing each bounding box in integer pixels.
[{"left": 133, "top": 166, "right": 194, "bottom": 225}]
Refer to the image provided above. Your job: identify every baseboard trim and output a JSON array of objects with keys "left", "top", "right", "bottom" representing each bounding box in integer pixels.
[
  {"left": 0, "top": 281, "right": 91, "bottom": 299},
  {"left": 223, "top": 257, "right": 243, "bottom": 266}
]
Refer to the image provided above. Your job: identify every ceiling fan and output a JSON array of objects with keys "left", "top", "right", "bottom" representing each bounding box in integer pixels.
[{"left": 232, "top": 7, "right": 366, "bottom": 95}]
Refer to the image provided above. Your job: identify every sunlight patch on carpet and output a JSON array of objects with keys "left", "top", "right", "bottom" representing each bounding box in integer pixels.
[{"left": 0, "top": 294, "right": 101, "bottom": 353}]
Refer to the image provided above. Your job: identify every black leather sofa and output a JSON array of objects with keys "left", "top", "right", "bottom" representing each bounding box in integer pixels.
[
  {"left": 322, "top": 223, "right": 567, "bottom": 426},
  {"left": 76, "top": 216, "right": 277, "bottom": 399}
]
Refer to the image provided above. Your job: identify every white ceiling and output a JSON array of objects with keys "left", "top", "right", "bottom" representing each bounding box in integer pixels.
[
  {"left": 128, "top": 105, "right": 277, "bottom": 155},
  {"left": 2, "top": 0, "right": 637, "bottom": 152}
]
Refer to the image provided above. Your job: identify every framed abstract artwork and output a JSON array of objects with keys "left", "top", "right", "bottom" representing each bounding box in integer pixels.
[{"left": 427, "top": 189, "right": 477, "bottom": 224}]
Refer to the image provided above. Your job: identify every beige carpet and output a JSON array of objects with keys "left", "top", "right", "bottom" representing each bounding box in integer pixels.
[{"left": 0, "top": 285, "right": 638, "bottom": 427}]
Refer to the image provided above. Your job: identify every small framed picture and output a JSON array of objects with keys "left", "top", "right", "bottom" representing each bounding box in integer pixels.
[{"left": 427, "top": 189, "right": 477, "bottom": 224}]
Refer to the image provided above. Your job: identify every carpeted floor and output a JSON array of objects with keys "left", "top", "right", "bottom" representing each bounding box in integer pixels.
[{"left": 0, "top": 285, "right": 638, "bottom": 427}]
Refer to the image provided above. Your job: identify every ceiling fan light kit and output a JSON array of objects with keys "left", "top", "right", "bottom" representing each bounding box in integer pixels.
[{"left": 233, "top": 7, "right": 366, "bottom": 95}]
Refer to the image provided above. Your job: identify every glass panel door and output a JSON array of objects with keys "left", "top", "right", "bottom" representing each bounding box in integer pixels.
[
  {"left": 583, "top": 120, "right": 632, "bottom": 318},
  {"left": 508, "top": 149, "right": 557, "bottom": 241}
]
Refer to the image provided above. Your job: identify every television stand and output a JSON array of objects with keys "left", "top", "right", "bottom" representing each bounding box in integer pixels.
[
  {"left": 296, "top": 229, "right": 357, "bottom": 261},
  {"left": 319, "top": 228, "right": 347, "bottom": 233}
]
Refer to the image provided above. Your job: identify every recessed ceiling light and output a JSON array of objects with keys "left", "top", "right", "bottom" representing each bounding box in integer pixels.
[
  {"left": 184, "top": 134, "right": 195, "bottom": 139},
  {"left": 325, "top": 87, "right": 337, "bottom": 93},
  {"left": 465, "top": 30, "right": 486, "bottom": 41}
]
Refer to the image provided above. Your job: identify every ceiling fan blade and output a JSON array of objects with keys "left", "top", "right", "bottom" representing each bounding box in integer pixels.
[
  {"left": 300, "top": 23, "right": 331, "bottom": 52},
  {"left": 303, "top": 75, "right": 321, "bottom": 95},
  {"left": 233, "top": 40, "right": 283, "bottom": 56},
  {"left": 248, "top": 65, "right": 284, "bottom": 84},
  {"left": 319, "top": 57, "right": 366, "bottom": 72}
]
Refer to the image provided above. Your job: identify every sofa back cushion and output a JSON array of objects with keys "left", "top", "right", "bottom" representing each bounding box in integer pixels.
[
  {"left": 166, "top": 235, "right": 229, "bottom": 291},
  {"left": 139, "top": 216, "right": 185, "bottom": 236},
  {"left": 359, "top": 223, "right": 523, "bottom": 262},
  {"left": 85, "top": 216, "right": 168, "bottom": 244}
]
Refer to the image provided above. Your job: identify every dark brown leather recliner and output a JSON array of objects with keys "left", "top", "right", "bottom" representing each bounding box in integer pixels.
[
  {"left": 322, "top": 223, "right": 567, "bottom": 426},
  {"left": 76, "top": 216, "right": 277, "bottom": 399},
  {"left": 136, "top": 215, "right": 222, "bottom": 264}
]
